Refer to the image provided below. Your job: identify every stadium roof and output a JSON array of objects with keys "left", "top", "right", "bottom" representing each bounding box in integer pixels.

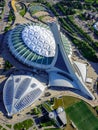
[
  {"left": 3, "top": 75, "right": 45, "bottom": 116},
  {"left": 22, "top": 25, "right": 56, "bottom": 57},
  {"left": 8, "top": 22, "right": 72, "bottom": 69}
]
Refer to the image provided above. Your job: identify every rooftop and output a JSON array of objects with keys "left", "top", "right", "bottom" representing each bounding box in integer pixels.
[
  {"left": 3, "top": 75, "right": 46, "bottom": 116},
  {"left": 22, "top": 25, "right": 56, "bottom": 57}
]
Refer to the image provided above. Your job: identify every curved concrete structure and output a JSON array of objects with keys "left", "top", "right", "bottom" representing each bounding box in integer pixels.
[
  {"left": 48, "top": 22, "right": 95, "bottom": 100},
  {"left": 3, "top": 75, "right": 45, "bottom": 116},
  {"left": 8, "top": 23, "right": 71, "bottom": 69}
]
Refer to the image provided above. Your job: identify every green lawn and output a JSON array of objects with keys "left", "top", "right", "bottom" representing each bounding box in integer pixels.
[
  {"left": 41, "top": 120, "right": 55, "bottom": 127},
  {"left": 53, "top": 96, "right": 80, "bottom": 109},
  {"left": 14, "top": 119, "right": 33, "bottom": 130},
  {"left": 18, "top": 3, "right": 26, "bottom": 17},
  {"left": 66, "top": 101, "right": 98, "bottom": 130}
]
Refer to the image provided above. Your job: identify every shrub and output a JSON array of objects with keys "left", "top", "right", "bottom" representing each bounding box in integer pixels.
[
  {"left": 8, "top": 10, "right": 15, "bottom": 22},
  {"left": 4, "top": 61, "right": 12, "bottom": 70},
  {"left": 4, "top": 26, "right": 11, "bottom": 32}
]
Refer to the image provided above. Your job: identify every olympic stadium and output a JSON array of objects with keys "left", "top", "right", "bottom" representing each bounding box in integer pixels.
[
  {"left": 3, "top": 22, "right": 95, "bottom": 116},
  {"left": 8, "top": 22, "right": 72, "bottom": 69}
]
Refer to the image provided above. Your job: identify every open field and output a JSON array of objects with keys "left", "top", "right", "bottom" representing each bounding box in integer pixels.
[
  {"left": 66, "top": 101, "right": 98, "bottom": 130},
  {"left": 52, "top": 96, "right": 80, "bottom": 109}
]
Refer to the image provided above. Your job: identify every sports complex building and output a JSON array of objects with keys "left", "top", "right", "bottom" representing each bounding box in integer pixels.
[
  {"left": 8, "top": 22, "right": 72, "bottom": 69},
  {"left": 3, "top": 22, "right": 95, "bottom": 116}
]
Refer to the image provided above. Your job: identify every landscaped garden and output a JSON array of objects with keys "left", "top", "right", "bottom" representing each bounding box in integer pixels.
[{"left": 13, "top": 119, "right": 34, "bottom": 130}]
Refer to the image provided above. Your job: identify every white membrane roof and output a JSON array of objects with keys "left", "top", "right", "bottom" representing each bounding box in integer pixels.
[
  {"left": 3, "top": 75, "right": 46, "bottom": 116},
  {"left": 22, "top": 25, "right": 56, "bottom": 57}
]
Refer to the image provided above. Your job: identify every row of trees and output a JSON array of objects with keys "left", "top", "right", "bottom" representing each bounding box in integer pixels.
[
  {"left": 71, "top": 37, "right": 97, "bottom": 62},
  {"left": 8, "top": 10, "right": 15, "bottom": 22},
  {"left": 56, "top": 4, "right": 76, "bottom": 16},
  {"left": 59, "top": 17, "right": 98, "bottom": 62},
  {"left": 67, "top": 16, "right": 98, "bottom": 49},
  {"left": 4, "top": 2, "right": 15, "bottom": 32},
  {"left": 60, "top": 1, "right": 96, "bottom": 10},
  {"left": 4, "top": 10, "right": 15, "bottom": 32}
]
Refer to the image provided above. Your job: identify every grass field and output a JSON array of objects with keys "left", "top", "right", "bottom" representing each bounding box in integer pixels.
[
  {"left": 52, "top": 96, "right": 80, "bottom": 109},
  {"left": 66, "top": 101, "right": 98, "bottom": 130},
  {"left": 14, "top": 119, "right": 33, "bottom": 130}
]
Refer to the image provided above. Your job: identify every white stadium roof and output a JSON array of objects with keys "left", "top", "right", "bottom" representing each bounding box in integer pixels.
[
  {"left": 22, "top": 25, "right": 56, "bottom": 57},
  {"left": 3, "top": 75, "right": 45, "bottom": 116},
  {"left": 8, "top": 23, "right": 72, "bottom": 69}
]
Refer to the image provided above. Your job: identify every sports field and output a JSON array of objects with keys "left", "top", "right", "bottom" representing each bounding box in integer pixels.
[{"left": 66, "top": 101, "right": 98, "bottom": 130}]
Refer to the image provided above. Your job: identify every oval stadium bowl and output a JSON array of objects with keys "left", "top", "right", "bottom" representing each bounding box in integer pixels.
[{"left": 8, "top": 23, "right": 56, "bottom": 70}]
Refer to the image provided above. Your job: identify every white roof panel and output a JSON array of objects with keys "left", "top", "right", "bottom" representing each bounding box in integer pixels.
[
  {"left": 22, "top": 25, "right": 56, "bottom": 57},
  {"left": 3, "top": 75, "right": 46, "bottom": 116}
]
